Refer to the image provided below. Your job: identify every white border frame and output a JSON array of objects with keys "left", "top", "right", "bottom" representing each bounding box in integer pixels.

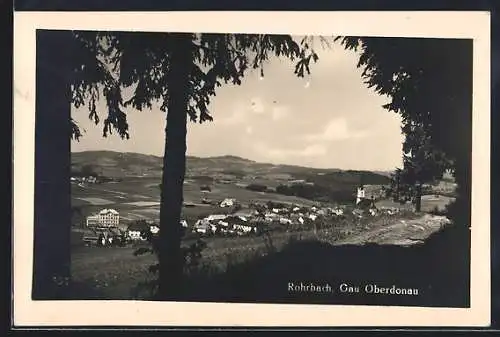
[{"left": 13, "top": 11, "right": 491, "bottom": 327}]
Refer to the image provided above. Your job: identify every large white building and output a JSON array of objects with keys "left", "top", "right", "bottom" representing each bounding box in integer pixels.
[{"left": 86, "top": 208, "right": 120, "bottom": 227}]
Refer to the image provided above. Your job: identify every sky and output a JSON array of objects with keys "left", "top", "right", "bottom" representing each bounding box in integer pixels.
[{"left": 71, "top": 36, "right": 404, "bottom": 171}]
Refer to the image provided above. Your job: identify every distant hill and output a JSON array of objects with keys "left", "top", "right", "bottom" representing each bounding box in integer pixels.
[
  {"left": 71, "top": 150, "right": 392, "bottom": 187},
  {"left": 71, "top": 151, "right": 164, "bottom": 178}
]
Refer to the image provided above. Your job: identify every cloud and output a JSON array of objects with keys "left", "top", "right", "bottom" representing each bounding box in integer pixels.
[
  {"left": 304, "top": 118, "right": 369, "bottom": 142},
  {"left": 304, "top": 81, "right": 310, "bottom": 89},
  {"left": 246, "top": 126, "right": 253, "bottom": 134},
  {"left": 299, "top": 144, "right": 328, "bottom": 157},
  {"left": 217, "top": 109, "right": 247, "bottom": 125},
  {"left": 217, "top": 98, "right": 261, "bottom": 125},
  {"left": 217, "top": 97, "right": 282, "bottom": 126},
  {"left": 254, "top": 142, "right": 327, "bottom": 160},
  {"left": 271, "top": 106, "right": 290, "bottom": 121}
]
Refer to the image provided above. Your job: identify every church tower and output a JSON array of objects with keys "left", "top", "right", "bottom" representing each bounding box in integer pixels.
[{"left": 356, "top": 185, "right": 365, "bottom": 205}]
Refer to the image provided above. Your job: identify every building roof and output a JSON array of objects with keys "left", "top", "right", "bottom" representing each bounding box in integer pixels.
[
  {"left": 99, "top": 209, "right": 119, "bottom": 215},
  {"left": 206, "top": 214, "right": 228, "bottom": 221}
]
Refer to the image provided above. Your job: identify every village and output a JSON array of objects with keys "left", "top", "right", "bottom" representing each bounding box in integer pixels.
[{"left": 78, "top": 185, "right": 403, "bottom": 247}]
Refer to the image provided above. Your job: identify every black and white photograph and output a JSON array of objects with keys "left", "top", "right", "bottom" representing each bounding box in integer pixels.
[{"left": 13, "top": 11, "right": 491, "bottom": 327}]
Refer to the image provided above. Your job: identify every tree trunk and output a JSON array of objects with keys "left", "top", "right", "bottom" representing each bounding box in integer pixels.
[
  {"left": 158, "top": 34, "right": 192, "bottom": 300},
  {"left": 450, "top": 41, "right": 472, "bottom": 232},
  {"left": 32, "top": 30, "right": 73, "bottom": 299},
  {"left": 395, "top": 172, "right": 400, "bottom": 202},
  {"left": 415, "top": 183, "right": 422, "bottom": 213}
]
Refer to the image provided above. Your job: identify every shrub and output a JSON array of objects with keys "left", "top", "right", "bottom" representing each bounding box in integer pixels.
[
  {"left": 275, "top": 183, "right": 354, "bottom": 203},
  {"left": 200, "top": 185, "right": 212, "bottom": 192},
  {"left": 245, "top": 184, "right": 268, "bottom": 192},
  {"left": 132, "top": 226, "right": 208, "bottom": 299}
]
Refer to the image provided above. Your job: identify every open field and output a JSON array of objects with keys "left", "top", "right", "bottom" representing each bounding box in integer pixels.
[
  {"left": 72, "top": 175, "right": 322, "bottom": 227},
  {"left": 71, "top": 150, "right": 393, "bottom": 223}
]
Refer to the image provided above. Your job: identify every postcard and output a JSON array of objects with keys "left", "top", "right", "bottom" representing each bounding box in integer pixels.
[{"left": 12, "top": 11, "right": 491, "bottom": 327}]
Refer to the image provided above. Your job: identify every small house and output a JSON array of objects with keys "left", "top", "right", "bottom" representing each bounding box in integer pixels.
[
  {"left": 332, "top": 208, "right": 344, "bottom": 216},
  {"left": 150, "top": 225, "right": 160, "bottom": 234},
  {"left": 220, "top": 198, "right": 235, "bottom": 208},
  {"left": 206, "top": 214, "right": 228, "bottom": 222},
  {"left": 233, "top": 223, "right": 256, "bottom": 235},
  {"left": 194, "top": 223, "right": 210, "bottom": 234}
]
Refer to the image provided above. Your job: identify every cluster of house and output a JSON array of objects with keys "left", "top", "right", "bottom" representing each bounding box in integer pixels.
[
  {"left": 126, "top": 220, "right": 188, "bottom": 241},
  {"left": 126, "top": 221, "right": 158, "bottom": 241},
  {"left": 193, "top": 213, "right": 257, "bottom": 236},
  {"left": 192, "top": 202, "right": 348, "bottom": 237},
  {"left": 191, "top": 186, "right": 400, "bottom": 237},
  {"left": 71, "top": 175, "right": 98, "bottom": 187},
  {"left": 83, "top": 185, "right": 400, "bottom": 242}
]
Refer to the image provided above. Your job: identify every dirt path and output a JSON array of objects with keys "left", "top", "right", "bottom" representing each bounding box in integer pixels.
[{"left": 333, "top": 213, "right": 451, "bottom": 246}]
